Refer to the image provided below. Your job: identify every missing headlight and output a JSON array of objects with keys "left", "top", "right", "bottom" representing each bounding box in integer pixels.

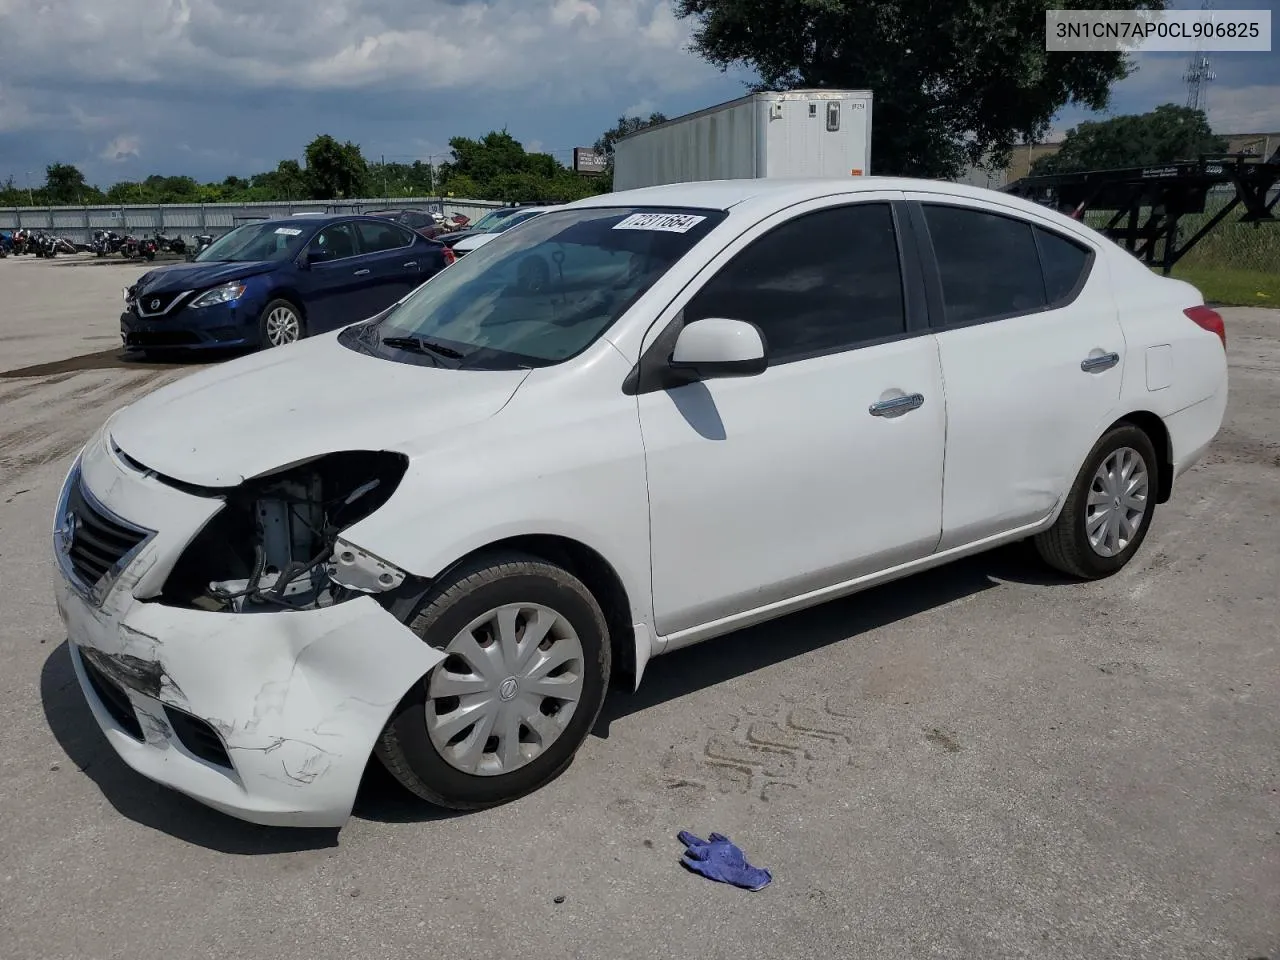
[{"left": 160, "top": 451, "right": 409, "bottom": 613}]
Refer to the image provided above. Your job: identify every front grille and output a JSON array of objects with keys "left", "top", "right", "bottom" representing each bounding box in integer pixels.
[
  {"left": 134, "top": 291, "right": 187, "bottom": 317},
  {"left": 124, "top": 330, "right": 201, "bottom": 347},
  {"left": 165, "top": 707, "right": 233, "bottom": 769},
  {"left": 79, "top": 650, "right": 144, "bottom": 741},
  {"left": 64, "top": 479, "right": 149, "bottom": 591}
]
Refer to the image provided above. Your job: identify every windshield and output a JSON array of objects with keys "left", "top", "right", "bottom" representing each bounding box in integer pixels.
[
  {"left": 492, "top": 210, "right": 545, "bottom": 233},
  {"left": 469, "top": 209, "right": 524, "bottom": 233},
  {"left": 194, "top": 222, "right": 311, "bottom": 263},
  {"left": 341, "top": 206, "right": 726, "bottom": 370}
]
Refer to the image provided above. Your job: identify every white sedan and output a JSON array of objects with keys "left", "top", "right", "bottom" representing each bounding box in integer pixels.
[
  {"left": 52, "top": 178, "right": 1228, "bottom": 827},
  {"left": 449, "top": 205, "right": 555, "bottom": 256}
]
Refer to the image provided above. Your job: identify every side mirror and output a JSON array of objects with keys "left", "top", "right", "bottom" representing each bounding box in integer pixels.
[
  {"left": 302, "top": 246, "right": 336, "bottom": 267},
  {"left": 669, "top": 318, "right": 768, "bottom": 380}
]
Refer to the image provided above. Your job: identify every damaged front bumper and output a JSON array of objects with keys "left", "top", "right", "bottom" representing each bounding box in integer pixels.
[{"left": 51, "top": 426, "right": 443, "bottom": 828}]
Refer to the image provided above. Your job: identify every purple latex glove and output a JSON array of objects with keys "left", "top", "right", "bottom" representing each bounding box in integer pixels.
[{"left": 677, "top": 831, "right": 772, "bottom": 891}]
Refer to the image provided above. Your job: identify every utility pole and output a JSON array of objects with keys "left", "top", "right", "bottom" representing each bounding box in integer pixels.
[
  {"left": 25, "top": 171, "right": 34, "bottom": 205},
  {"left": 381, "top": 154, "right": 387, "bottom": 197}
]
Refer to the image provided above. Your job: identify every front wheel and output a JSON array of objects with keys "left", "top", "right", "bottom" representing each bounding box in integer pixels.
[
  {"left": 376, "top": 553, "right": 611, "bottom": 810},
  {"left": 1035, "top": 424, "right": 1159, "bottom": 579},
  {"left": 258, "top": 299, "right": 305, "bottom": 349}
]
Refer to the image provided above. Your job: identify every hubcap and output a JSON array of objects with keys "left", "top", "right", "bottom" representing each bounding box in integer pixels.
[
  {"left": 265, "top": 306, "right": 300, "bottom": 346},
  {"left": 1086, "top": 446, "right": 1149, "bottom": 558},
  {"left": 425, "top": 603, "right": 585, "bottom": 777}
]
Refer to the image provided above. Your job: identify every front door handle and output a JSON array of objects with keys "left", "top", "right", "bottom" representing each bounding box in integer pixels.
[
  {"left": 403, "top": 261, "right": 418, "bottom": 268},
  {"left": 1081, "top": 352, "right": 1120, "bottom": 373},
  {"left": 353, "top": 268, "right": 371, "bottom": 277},
  {"left": 869, "top": 393, "right": 925, "bottom": 417}
]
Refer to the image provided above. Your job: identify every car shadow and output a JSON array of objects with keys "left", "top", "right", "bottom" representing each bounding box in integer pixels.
[
  {"left": 39, "top": 541, "right": 1074, "bottom": 840},
  {"left": 1, "top": 347, "right": 246, "bottom": 379},
  {"left": 594, "top": 539, "right": 1075, "bottom": 735}
]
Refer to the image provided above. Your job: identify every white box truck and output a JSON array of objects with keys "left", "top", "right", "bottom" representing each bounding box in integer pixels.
[{"left": 612, "top": 89, "right": 873, "bottom": 191}]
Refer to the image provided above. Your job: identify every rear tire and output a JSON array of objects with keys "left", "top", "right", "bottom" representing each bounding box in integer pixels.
[
  {"left": 1035, "top": 424, "right": 1159, "bottom": 579},
  {"left": 376, "top": 553, "right": 611, "bottom": 810}
]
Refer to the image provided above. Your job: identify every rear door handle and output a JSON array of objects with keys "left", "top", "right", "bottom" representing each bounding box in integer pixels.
[
  {"left": 353, "top": 268, "right": 371, "bottom": 277},
  {"left": 1081, "top": 352, "right": 1120, "bottom": 373},
  {"left": 403, "top": 261, "right": 418, "bottom": 268},
  {"left": 869, "top": 393, "right": 925, "bottom": 417}
]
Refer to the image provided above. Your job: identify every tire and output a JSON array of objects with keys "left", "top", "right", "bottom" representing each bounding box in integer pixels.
[
  {"left": 1034, "top": 423, "right": 1159, "bottom": 579},
  {"left": 258, "top": 298, "right": 305, "bottom": 349},
  {"left": 376, "top": 552, "right": 612, "bottom": 810}
]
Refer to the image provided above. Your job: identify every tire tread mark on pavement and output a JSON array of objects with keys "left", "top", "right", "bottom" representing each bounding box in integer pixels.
[{"left": 689, "top": 696, "right": 863, "bottom": 802}]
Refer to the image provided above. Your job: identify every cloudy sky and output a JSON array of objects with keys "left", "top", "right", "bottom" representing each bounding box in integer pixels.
[{"left": 0, "top": 0, "right": 1277, "bottom": 189}]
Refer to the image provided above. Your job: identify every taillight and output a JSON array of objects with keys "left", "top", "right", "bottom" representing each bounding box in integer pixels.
[
  {"left": 1184, "top": 305, "right": 1226, "bottom": 348},
  {"left": 442, "top": 246, "right": 456, "bottom": 266}
]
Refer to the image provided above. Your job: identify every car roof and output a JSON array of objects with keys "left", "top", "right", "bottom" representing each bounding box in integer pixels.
[{"left": 562, "top": 177, "right": 1071, "bottom": 224}]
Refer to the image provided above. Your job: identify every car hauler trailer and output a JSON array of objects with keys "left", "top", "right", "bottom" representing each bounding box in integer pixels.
[{"left": 612, "top": 90, "right": 873, "bottom": 191}]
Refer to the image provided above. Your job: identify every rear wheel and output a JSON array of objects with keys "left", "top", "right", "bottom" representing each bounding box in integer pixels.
[
  {"left": 376, "top": 553, "right": 611, "bottom": 810},
  {"left": 258, "top": 299, "right": 305, "bottom": 349},
  {"left": 1035, "top": 424, "right": 1159, "bottom": 579}
]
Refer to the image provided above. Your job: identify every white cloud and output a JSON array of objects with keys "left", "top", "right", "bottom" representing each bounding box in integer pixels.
[
  {"left": 0, "top": 0, "right": 718, "bottom": 97},
  {"left": 623, "top": 98, "right": 658, "bottom": 118},
  {"left": 100, "top": 135, "right": 141, "bottom": 161},
  {"left": 1207, "top": 86, "right": 1280, "bottom": 133}
]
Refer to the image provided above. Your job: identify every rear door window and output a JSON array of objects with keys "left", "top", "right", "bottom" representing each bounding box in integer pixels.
[
  {"left": 356, "top": 220, "right": 415, "bottom": 253},
  {"left": 922, "top": 204, "right": 1045, "bottom": 325}
]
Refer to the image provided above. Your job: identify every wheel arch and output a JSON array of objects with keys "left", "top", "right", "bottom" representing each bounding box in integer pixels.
[
  {"left": 263, "top": 286, "right": 307, "bottom": 320},
  {"left": 400, "top": 534, "right": 641, "bottom": 692},
  {"left": 1109, "top": 410, "right": 1174, "bottom": 503}
]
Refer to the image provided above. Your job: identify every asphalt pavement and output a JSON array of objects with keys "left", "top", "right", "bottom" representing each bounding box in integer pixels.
[{"left": 1, "top": 254, "right": 1277, "bottom": 960}]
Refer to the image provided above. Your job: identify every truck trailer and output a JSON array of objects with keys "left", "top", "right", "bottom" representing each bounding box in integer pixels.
[{"left": 612, "top": 90, "right": 873, "bottom": 191}]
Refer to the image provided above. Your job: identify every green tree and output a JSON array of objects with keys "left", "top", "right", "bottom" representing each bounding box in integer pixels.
[
  {"left": 303, "top": 134, "right": 369, "bottom": 199},
  {"left": 44, "top": 163, "right": 97, "bottom": 204},
  {"left": 674, "top": 0, "right": 1167, "bottom": 179},
  {"left": 251, "top": 159, "right": 310, "bottom": 200},
  {"left": 1030, "top": 104, "right": 1228, "bottom": 176}
]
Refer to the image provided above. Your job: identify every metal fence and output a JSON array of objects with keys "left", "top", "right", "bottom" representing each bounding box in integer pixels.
[{"left": 0, "top": 196, "right": 506, "bottom": 246}]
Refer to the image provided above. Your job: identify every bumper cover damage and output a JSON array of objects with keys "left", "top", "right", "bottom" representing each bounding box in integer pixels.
[{"left": 53, "top": 425, "right": 443, "bottom": 828}]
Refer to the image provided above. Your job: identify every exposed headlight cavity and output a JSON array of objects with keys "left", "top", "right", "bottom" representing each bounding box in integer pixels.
[{"left": 159, "top": 451, "right": 410, "bottom": 613}]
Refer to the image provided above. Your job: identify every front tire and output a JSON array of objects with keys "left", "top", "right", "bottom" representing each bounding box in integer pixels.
[
  {"left": 258, "top": 298, "right": 305, "bottom": 349},
  {"left": 1035, "top": 424, "right": 1159, "bottom": 579},
  {"left": 376, "top": 553, "right": 611, "bottom": 810}
]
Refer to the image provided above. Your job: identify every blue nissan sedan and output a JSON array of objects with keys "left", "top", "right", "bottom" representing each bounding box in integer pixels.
[{"left": 121, "top": 214, "right": 455, "bottom": 354}]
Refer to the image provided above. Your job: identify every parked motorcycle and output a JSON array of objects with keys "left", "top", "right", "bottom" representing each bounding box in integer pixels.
[
  {"left": 119, "top": 234, "right": 140, "bottom": 258},
  {"left": 150, "top": 231, "right": 186, "bottom": 255},
  {"left": 137, "top": 236, "right": 158, "bottom": 261},
  {"left": 91, "top": 229, "right": 124, "bottom": 257},
  {"left": 193, "top": 234, "right": 214, "bottom": 255}
]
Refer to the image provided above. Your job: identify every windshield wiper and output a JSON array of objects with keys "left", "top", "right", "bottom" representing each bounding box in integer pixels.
[{"left": 380, "top": 335, "right": 467, "bottom": 362}]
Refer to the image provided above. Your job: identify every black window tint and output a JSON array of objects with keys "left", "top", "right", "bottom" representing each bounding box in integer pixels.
[
  {"left": 684, "top": 203, "right": 906, "bottom": 362},
  {"left": 924, "top": 205, "right": 1045, "bottom": 325},
  {"left": 310, "top": 222, "right": 357, "bottom": 259},
  {"left": 402, "top": 212, "right": 430, "bottom": 228},
  {"left": 1035, "top": 227, "right": 1090, "bottom": 302},
  {"left": 356, "top": 221, "right": 413, "bottom": 253}
]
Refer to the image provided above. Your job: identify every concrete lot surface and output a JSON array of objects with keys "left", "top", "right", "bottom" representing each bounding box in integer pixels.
[{"left": 1, "top": 255, "right": 1277, "bottom": 960}]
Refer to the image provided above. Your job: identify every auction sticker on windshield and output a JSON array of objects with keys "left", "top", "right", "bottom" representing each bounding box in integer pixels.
[
  {"left": 613, "top": 213, "right": 707, "bottom": 233},
  {"left": 275, "top": 227, "right": 303, "bottom": 236}
]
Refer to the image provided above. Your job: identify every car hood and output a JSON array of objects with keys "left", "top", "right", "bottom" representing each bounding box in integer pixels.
[
  {"left": 132, "top": 260, "right": 278, "bottom": 295},
  {"left": 454, "top": 233, "right": 499, "bottom": 253},
  {"left": 107, "top": 333, "right": 531, "bottom": 487}
]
